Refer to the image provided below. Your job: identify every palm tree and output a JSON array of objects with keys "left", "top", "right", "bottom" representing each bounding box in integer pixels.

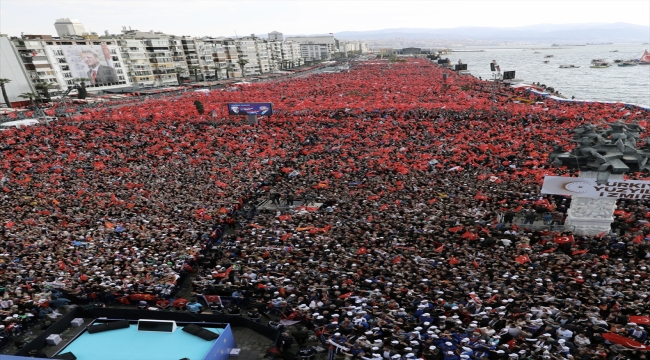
[
  {"left": 0, "top": 78, "right": 12, "bottom": 108},
  {"left": 174, "top": 67, "right": 187, "bottom": 84},
  {"left": 19, "top": 92, "right": 39, "bottom": 106},
  {"left": 211, "top": 64, "right": 224, "bottom": 80},
  {"left": 237, "top": 59, "right": 249, "bottom": 78},
  {"left": 34, "top": 82, "right": 55, "bottom": 103},
  {"left": 187, "top": 65, "right": 201, "bottom": 83}
]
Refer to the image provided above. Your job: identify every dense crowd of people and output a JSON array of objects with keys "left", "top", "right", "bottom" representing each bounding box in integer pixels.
[{"left": 1, "top": 59, "right": 650, "bottom": 359}]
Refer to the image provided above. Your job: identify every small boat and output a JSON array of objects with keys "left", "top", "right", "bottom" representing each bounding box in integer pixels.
[
  {"left": 611, "top": 50, "right": 619, "bottom": 52},
  {"left": 544, "top": 55, "right": 554, "bottom": 58},
  {"left": 613, "top": 59, "right": 623, "bottom": 63},
  {"left": 590, "top": 59, "right": 611, "bottom": 68},
  {"left": 640, "top": 49, "right": 650, "bottom": 65},
  {"left": 559, "top": 64, "right": 580, "bottom": 68},
  {"left": 543, "top": 60, "right": 550, "bottom": 64},
  {"left": 618, "top": 61, "right": 638, "bottom": 67},
  {"left": 533, "top": 51, "right": 541, "bottom": 54}
]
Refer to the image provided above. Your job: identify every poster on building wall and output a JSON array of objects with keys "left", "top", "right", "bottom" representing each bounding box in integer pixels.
[
  {"left": 60, "top": 45, "right": 118, "bottom": 86},
  {"left": 541, "top": 176, "right": 650, "bottom": 199}
]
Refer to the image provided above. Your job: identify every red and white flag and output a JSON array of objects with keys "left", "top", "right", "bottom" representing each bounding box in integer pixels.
[{"left": 554, "top": 235, "right": 574, "bottom": 244}]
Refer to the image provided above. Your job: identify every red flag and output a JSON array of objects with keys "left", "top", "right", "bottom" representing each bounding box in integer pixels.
[
  {"left": 629, "top": 316, "right": 650, "bottom": 325},
  {"left": 434, "top": 245, "right": 444, "bottom": 253},
  {"left": 469, "top": 293, "right": 482, "bottom": 304},
  {"left": 461, "top": 231, "right": 478, "bottom": 240},
  {"left": 511, "top": 224, "right": 519, "bottom": 231},
  {"left": 393, "top": 256, "right": 402, "bottom": 264},
  {"left": 262, "top": 250, "right": 270, "bottom": 259},
  {"left": 554, "top": 235, "right": 574, "bottom": 244},
  {"left": 540, "top": 248, "right": 556, "bottom": 254},
  {"left": 4, "top": 221, "right": 15, "bottom": 229},
  {"left": 338, "top": 292, "right": 354, "bottom": 299},
  {"left": 572, "top": 249, "right": 589, "bottom": 256},
  {"left": 601, "top": 333, "right": 650, "bottom": 350},
  {"left": 472, "top": 260, "right": 480, "bottom": 268},
  {"left": 515, "top": 255, "right": 530, "bottom": 264},
  {"left": 449, "top": 256, "right": 460, "bottom": 265},
  {"left": 633, "top": 235, "right": 644, "bottom": 244},
  {"left": 448, "top": 226, "right": 463, "bottom": 233},
  {"left": 357, "top": 247, "right": 368, "bottom": 255}
]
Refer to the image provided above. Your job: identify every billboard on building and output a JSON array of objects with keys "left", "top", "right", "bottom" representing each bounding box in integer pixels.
[
  {"left": 541, "top": 176, "right": 650, "bottom": 199},
  {"left": 60, "top": 45, "right": 119, "bottom": 87},
  {"left": 227, "top": 103, "right": 273, "bottom": 116}
]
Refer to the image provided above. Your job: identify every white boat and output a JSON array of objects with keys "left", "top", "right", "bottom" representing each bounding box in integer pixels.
[
  {"left": 544, "top": 55, "right": 554, "bottom": 58},
  {"left": 559, "top": 64, "right": 580, "bottom": 68}
]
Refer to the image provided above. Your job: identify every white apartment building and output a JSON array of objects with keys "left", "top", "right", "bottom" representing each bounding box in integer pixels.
[
  {"left": 0, "top": 34, "right": 35, "bottom": 106},
  {"left": 285, "top": 35, "right": 336, "bottom": 60},
  {"left": 11, "top": 35, "right": 130, "bottom": 96},
  {"left": 54, "top": 18, "right": 87, "bottom": 38}
]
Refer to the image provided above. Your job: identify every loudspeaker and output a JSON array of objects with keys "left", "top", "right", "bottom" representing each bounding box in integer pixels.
[
  {"left": 442, "top": 73, "right": 449, "bottom": 82},
  {"left": 107, "top": 320, "right": 130, "bottom": 330},
  {"left": 490, "top": 63, "right": 496, "bottom": 72},
  {"left": 182, "top": 324, "right": 219, "bottom": 341},
  {"left": 503, "top": 71, "right": 516, "bottom": 80},
  {"left": 87, "top": 323, "right": 110, "bottom": 334},
  {"left": 53, "top": 352, "right": 77, "bottom": 360}
]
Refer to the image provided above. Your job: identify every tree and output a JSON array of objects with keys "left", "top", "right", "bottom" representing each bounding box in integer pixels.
[
  {"left": 193, "top": 100, "right": 204, "bottom": 115},
  {"left": 0, "top": 78, "right": 12, "bottom": 108},
  {"left": 174, "top": 67, "right": 187, "bottom": 84},
  {"left": 211, "top": 63, "right": 224, "bottom": 80},
  {"left": 77, "top": 82, "right": 88, "bottom": 100},
  {"left": 237, "top": 59, "right": 249, "bottom": 78},
  {"left": 19, "top": 92, "right": 39, "bottom": 106},
  {"left": 34, "top": 82, "right": 55, "bottom": 103},
  {"left": 188, "top": 65, "right": 202, "bottom": 83}
]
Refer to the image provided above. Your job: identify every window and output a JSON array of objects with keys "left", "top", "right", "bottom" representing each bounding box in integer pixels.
[
  {"left": 112, "top": 56, "right": 119, "bottom": 61},
  {"left": 114, "top": 63, "right": 121, "bottom": 68},
  {"left": 66, "top": 80, "right": 74, "bottom": 85},
  {"left": 110, "top": 49, "right": 117, "bottom": 54},
  {"left": 77, "top": 42, "right": 86, "bottom": 45},
  {"left": 118, "top": 76, "right": 125, "bottom": 80},
  {"left": 94, "top": 42, "right": 102, "bottom": 45},
  {"left": 63, "top": 72, "right": 73, "bottom": 78},
  {"left": 116, "top": 69, "right": 123, "bottom": 74}
]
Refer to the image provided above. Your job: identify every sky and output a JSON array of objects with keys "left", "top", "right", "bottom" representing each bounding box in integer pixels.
[{"left": 1, "top": 0, "right": 649, "bottom": 38}]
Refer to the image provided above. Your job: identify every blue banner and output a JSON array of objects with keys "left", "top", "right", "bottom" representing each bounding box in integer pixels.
[{"left": 227, "top": 103, "right": 273, "bottom": 116}]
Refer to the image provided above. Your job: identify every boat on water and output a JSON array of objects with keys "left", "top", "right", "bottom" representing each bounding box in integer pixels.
[
  {"left": 559, "top": 64, "right": 580, "bottom": 68},
  {"left": 611, "top": 50, "right": 619, "bottom": 53},
  {"left": 543, "top": 60, "right": 550, "bottom": 64},
  {"left": 618, "top": 61, "right": 638, "bottom": 67},
  {"left": 544, "top": 55, "right": 553, "bottom": 58},
  {"left": 590, "top": 59, "right": 611, "bottom": 68},
  {"left": 640, "top": 50, "right": 650, "bottom": 65},
  {"left": 533, "top": 52, "right": 541, "bottom": 54},
  {"left": 613, "top": 59, "right": 623, "bottom": 63}
]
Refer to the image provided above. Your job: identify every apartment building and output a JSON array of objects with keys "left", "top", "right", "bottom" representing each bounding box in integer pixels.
[
  {"left": 11, "top": 34, "right": 130, "bottom": 96},
  {"left": 0, "top": 34, "right": 35, "bottom": 106}
]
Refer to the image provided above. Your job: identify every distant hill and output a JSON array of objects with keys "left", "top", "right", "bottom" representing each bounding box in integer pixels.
[{"left": 333, "top": 23, "right": 650, "bottom": 43}]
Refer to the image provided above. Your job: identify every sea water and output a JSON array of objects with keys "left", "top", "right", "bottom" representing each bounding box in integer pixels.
[{"left": 445, "top": 43, "right": 650, "bottom": 106}]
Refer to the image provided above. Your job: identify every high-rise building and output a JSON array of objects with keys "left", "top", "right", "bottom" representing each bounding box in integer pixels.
[
  {"left": 268, "top": 31, "right": 283, "bottom": 41},
  {"left": 0, "top": 34, "right": 36, "bottom": 107},
  {"left": 54, "top": 18, "right": 87, "bottom": 37}
]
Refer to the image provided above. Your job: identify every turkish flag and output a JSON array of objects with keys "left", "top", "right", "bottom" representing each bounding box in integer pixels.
[
  {"left": 515, "top": 255, "right": 530, "bottom": 264},
  {"left": 461, "top": 231, "right": 478, "bottom": 240},
  {"left": 554, "top": 235, "right": 574, "bottom": 244},
  {"left": 629, "top": 316, "right": 650, "bottom": 325},
  {"left": 357, "top": 247, "right": 368, "bottom": 255},
  {"left": 472, "top": 260, "right": 480, "bottom": 268},
  {"left": 572, "top": 249, "right": 589, "bottom": 256},
  {"left": 469, "top": 293, "right": 482, "bottom": 304},
  {"left": 601, "top": 333, "right": 650, "bottom": 350},
  {"left": 448, "top": 226, "right": 463, "bottom": 233},
  {"left": 338, "top": 292, "right": 354, "bottom": 299},
  {"left": 434, "top": 245, "right": 444, "bottom": 253},
  {"left": 449, "top": 256, "right": 460, "bottom": 265}
]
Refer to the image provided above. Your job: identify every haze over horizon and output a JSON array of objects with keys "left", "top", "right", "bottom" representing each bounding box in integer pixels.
[{"left": 1, "top": 0, "right": 649, "bottom": 38}]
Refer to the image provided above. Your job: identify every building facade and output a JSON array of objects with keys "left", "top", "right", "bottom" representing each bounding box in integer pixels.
[
  {"left": 0, "top": 34, "right": 35, "bottom": 107},
  {"left": 53, "top": 18, "right": 87, "bottom": 38}
]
